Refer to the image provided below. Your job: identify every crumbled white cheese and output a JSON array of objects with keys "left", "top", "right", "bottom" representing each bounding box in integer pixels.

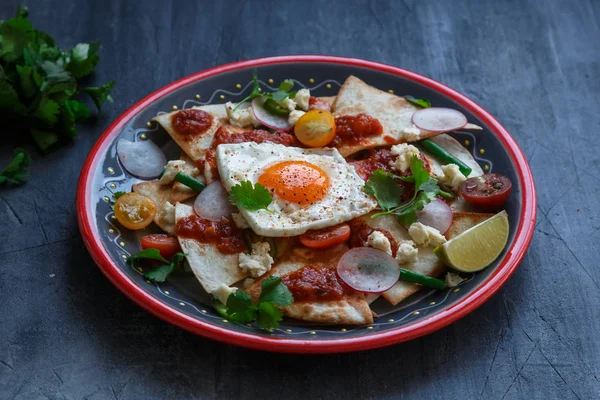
[
  {"left": 280, "top": 97, "right": 297, "bottom": 112},
  {"left": 157, "top": 201, "right": 176, "bottom": 232},
  {"left": 445, "top": 272, "right": 464, "bottom": 288},
  {"left": 231, "top": 212, "right": 250, "bottom": 229},
  {"left": 366, "top": 231, "right": 392, "bottom": 255},
  {"left": 395, "top": 240, "right": 418, "bottom": 264},
  {"left": 225, "top": 101, "right": 260, "bottom": 128},
  {"left": 212, "top": 284, "right": 238, "bottom": 305},
  {"left": 238, "top": 241, "right": 274, "bottom": 278},
  {"left": 159, "top": 160, "right": 185, "bottom": 185},
  {"left": 295, "top": 88, "right": 311, "bottom": 111},
  {"left": 402, "top": 124, "right": 421, "bottom": 141},
  {"left": 288, "top": 110, "right": 306, "bottom": 126},
  {"left": 390, "top": 143, "right": 421, "bottom": 173},
  {"left": 439, "top": 163, "right": 467, "bottom": 191},
  {"left": 408, "top": 222, "right": 447, "bottom": 248}
]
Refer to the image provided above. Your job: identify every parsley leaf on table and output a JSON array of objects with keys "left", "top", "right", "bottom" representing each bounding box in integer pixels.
[
  {"left": 0, "top": 6, "right": 115, "bottom": 179},
  {"left": 212, "top": 276, "right": 294, "bottom": 329},
  {"left": 404, "top": 95, "right": 431, "bottom": 108},
  {"left": 229, "top": 180, "right": 272, "bottom": 211},
  {"left": 0, "top": 147, "right": 31, "bottom": 185}
]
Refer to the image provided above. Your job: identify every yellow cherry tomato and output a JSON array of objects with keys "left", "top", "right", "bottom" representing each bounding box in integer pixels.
[
  {"left": 294, "top": 110, "right": 336, "bottom": 147},
  {"left": 114, "top": 192, "right": 156, "bottom": 230}
]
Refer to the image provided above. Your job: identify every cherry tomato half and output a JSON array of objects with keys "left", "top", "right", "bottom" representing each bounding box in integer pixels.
[
  {"left": 114, "top": 192, "right": 156, "bottom": 230},
  {"left": 141, "top": 234, "right": 182, "bottom": 260},
  {"left": 299, "top": 224, "right": 351, "bottom": 249},
  {"left": 294, "top": 110, "right": 336, "bottom": 147},
  {"left": 459, "top": 173, "right": 512, "bottom": 211}
]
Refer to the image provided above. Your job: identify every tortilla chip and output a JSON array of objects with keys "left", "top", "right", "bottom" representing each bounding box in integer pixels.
[
  {"left": 132, "top": 180, "right": 175, "bottom": 233},
  {"left": 246, "top": 243, "right": 373, "bottom": 325},
  {"left": 379, "top": 212, "right": 493, "bottom": 305},
  {"left": 332, "top": 76, "right": 482, "bottom": 157},
  {"left": 152, "top": 104, "right": 244, "bottom": 162},
  {"left": 170, "top": 152, "right": 205, "bottom": 203},
  {"left": 420, "top": 133, "right": 484, "bottom": 179},
  {"left": 175, "top": 203, "right": 247, "bottom": 294}
]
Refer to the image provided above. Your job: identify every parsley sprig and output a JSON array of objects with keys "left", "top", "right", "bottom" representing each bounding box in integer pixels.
[
  {"left": 232, "top": 71, "right": 295, "bottom": 112},
  {"left": 229, "top": 180, "right": 272, "bottom": 211},
  {"left": 212, "top": 276, "right": 294, "bottom": 329},
  {"left": 0, "top": 147, "right": 31, "bottom": 185},
  {"left": 127, "top": 248, "right": 188, "bottom": 283},
  {"left": 366, "top": 157, "right": 452, "bottom": 225},
  {"left": 0, "top": 6, "right": 115, "bottom": 154}
]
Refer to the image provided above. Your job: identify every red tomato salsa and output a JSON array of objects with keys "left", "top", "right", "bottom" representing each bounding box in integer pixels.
[
  {"left": 171, "top": 109, "right": 214, "bottom": 137},
  {"left": 281, "top": 265, "right": 352, "bottom": 302},
  {"left": 174, "top": 214, "right": 245, "bottom": 255},
  {"left": 332, "top": 114, "right": 383, "bottom": 147},
  {"left": 347, "top": 219, "right": 400, "bottom": 258}
]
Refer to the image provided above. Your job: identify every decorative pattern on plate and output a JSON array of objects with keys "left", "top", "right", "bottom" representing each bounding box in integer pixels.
[{"left": 98, "top": 78, "right": 493, "bottom": 336}]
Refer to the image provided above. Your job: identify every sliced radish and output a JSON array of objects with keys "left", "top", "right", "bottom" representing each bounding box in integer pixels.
[
  {"left": 412, "top": 107, "right": 468, "bottom": 133},
  {"left": 193, "top": 181, "right": 237, "bottom": 221},
  {"left": 337, "top": 248, "right": 400, "bottom": 293},
  {"left": 116, "top": 138, "right": 166, "bottom": 179},
  {"left": 251, "top": 97, "right": 292, "bottom": 131},
  {"left": 416, "top": 198, "right": 453, "bottom": 234}
]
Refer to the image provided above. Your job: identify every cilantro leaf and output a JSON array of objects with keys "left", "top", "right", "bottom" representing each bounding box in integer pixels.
[
  {"left": 364, "top": 169, "right": 404, "bottom": 211},
  {"left": 30, "top": 129, "right": 58, "bottom": 152},
  {"left": 256, "top": 302, "right": 283, "bottom": 329},
  {"left": 81, "top": 80, "right": 115, "bottom": 110},
  {"left": 58, "top": 99, "right": 90, "bottom": 137},
  {"left": 0, "top": 16, "right": 33, "bottom": 63},
  {"left": 225, "top": 291, "right": 258, "bottom": 323},
  {"left": 32, "top": 97, "right": 60, "bottom": 125},
  {"left": 404, "top": 95, "right": 431, "bottom": 108},
  {"left": 128, "top": 248, "right": 170, "bottom": 265},
  {"left": 111, "top": 191, "right": 126, "bottom": 201},
  {"left": 144, "top": 264, "right": 174, "bottom": 283},
  {"left": 15, "top": 5, "right": 29, "bottom": 19},
  {"left": 259, "top": 276, "right": 294, "bottom": 306},
  {"left": 65, "top": 42, "right": 100, "bottom": 79},
  {"left": 0, "top": 79, "right": 27, "bottom": 114},
  {"left": 0, "top": 148, "right": 31, "bottom": 185},
  {"left": 232, "top": 71, "right": 261, "bottom": 112},
  {"left": 229, "top": 181, "right": 272, "bottom": 211},
  {"left": 278, "top": 79, "right": 294, "bottom": 92},
  {"left": 16, "top": 65, "right": 37, "bottom": 98}
]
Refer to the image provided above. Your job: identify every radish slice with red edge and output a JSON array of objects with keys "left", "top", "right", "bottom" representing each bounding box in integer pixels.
[
  {"left": 337, "top": 247, "right": 400, "bottom": 293},
  {"left": 116, "top": 138, "right": 166, "bottom": 179},
  {"left": 193, "top": 181, "right": 237, "bottom": 221},
  {"left": 416, "top": 198, "right": 453, "bottom": 234},
  {"left": 251, "top": 97, "right": 292, "bottom": 131},
  {"left": 412, "top": 107, "right": 468, "bottom": 133}
]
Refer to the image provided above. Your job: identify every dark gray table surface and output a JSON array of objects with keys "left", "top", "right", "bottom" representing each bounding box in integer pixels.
[{"left": 1, "top": 0, "right": 599, "bottom": 399}]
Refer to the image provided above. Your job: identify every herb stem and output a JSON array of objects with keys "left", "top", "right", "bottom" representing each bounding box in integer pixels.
[{"left": 174, "top": 172, "right": 205, "bottom": 192}]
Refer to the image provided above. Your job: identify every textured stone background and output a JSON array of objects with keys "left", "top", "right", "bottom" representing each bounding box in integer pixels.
[{"left": 1, "top": 0, "right": 599, "bottom": 399}]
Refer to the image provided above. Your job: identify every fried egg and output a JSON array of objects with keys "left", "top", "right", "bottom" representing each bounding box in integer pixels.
[{"left": 216, "top": 142, "right": 377, "bottom": 237}]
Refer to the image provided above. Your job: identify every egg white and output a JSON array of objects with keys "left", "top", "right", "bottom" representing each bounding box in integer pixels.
[{"left": 216, "top": 142, "right": 377, "bottom": 237}]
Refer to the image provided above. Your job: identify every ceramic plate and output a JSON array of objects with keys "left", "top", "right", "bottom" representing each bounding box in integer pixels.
[{"left": 77, "top": 56, "right": 536, "bottom": 353}]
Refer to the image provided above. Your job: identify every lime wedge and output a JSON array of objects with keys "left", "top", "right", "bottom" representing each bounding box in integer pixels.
[{"left": 434, "top": 210, "right": 509, "bottom": 272}]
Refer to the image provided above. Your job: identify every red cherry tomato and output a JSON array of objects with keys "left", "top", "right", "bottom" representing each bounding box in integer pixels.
[
  {"left": 460, "top": 173, "right": 512, "bottom": 211},
  {"left": 140, "top": 234, "right": 182, "bottom": 260},
  {"left": 299, "top": 224, "right": 351, "bottom": 249}
]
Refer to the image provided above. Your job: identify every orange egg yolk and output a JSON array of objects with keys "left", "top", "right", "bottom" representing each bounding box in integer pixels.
[{"left": 258, "top": 161, "right": 330, "bottom": 206}]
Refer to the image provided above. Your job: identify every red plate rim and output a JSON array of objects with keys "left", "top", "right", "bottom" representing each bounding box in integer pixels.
[{"left": 76, "top": 55, "right": 536, "bottom": 354}]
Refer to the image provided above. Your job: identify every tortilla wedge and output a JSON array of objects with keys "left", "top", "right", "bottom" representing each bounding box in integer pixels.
[
  {"left": 175, "top": 203, "right": 248, "bottom": 294},
  {"left": 332, "top": 76, "right": 482, "bottom": 157},
  {"left": 420, "top": 133, "right": 484, "bottom": 179},
  {"left": 152, "top": 104, "right": 245, "bottom": 162},
  {"left": 245, "top": 243, "right": 373, "bottom": 325},
  {"left": 375, "top": 212, "right": 494, "bottom": 305}
]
